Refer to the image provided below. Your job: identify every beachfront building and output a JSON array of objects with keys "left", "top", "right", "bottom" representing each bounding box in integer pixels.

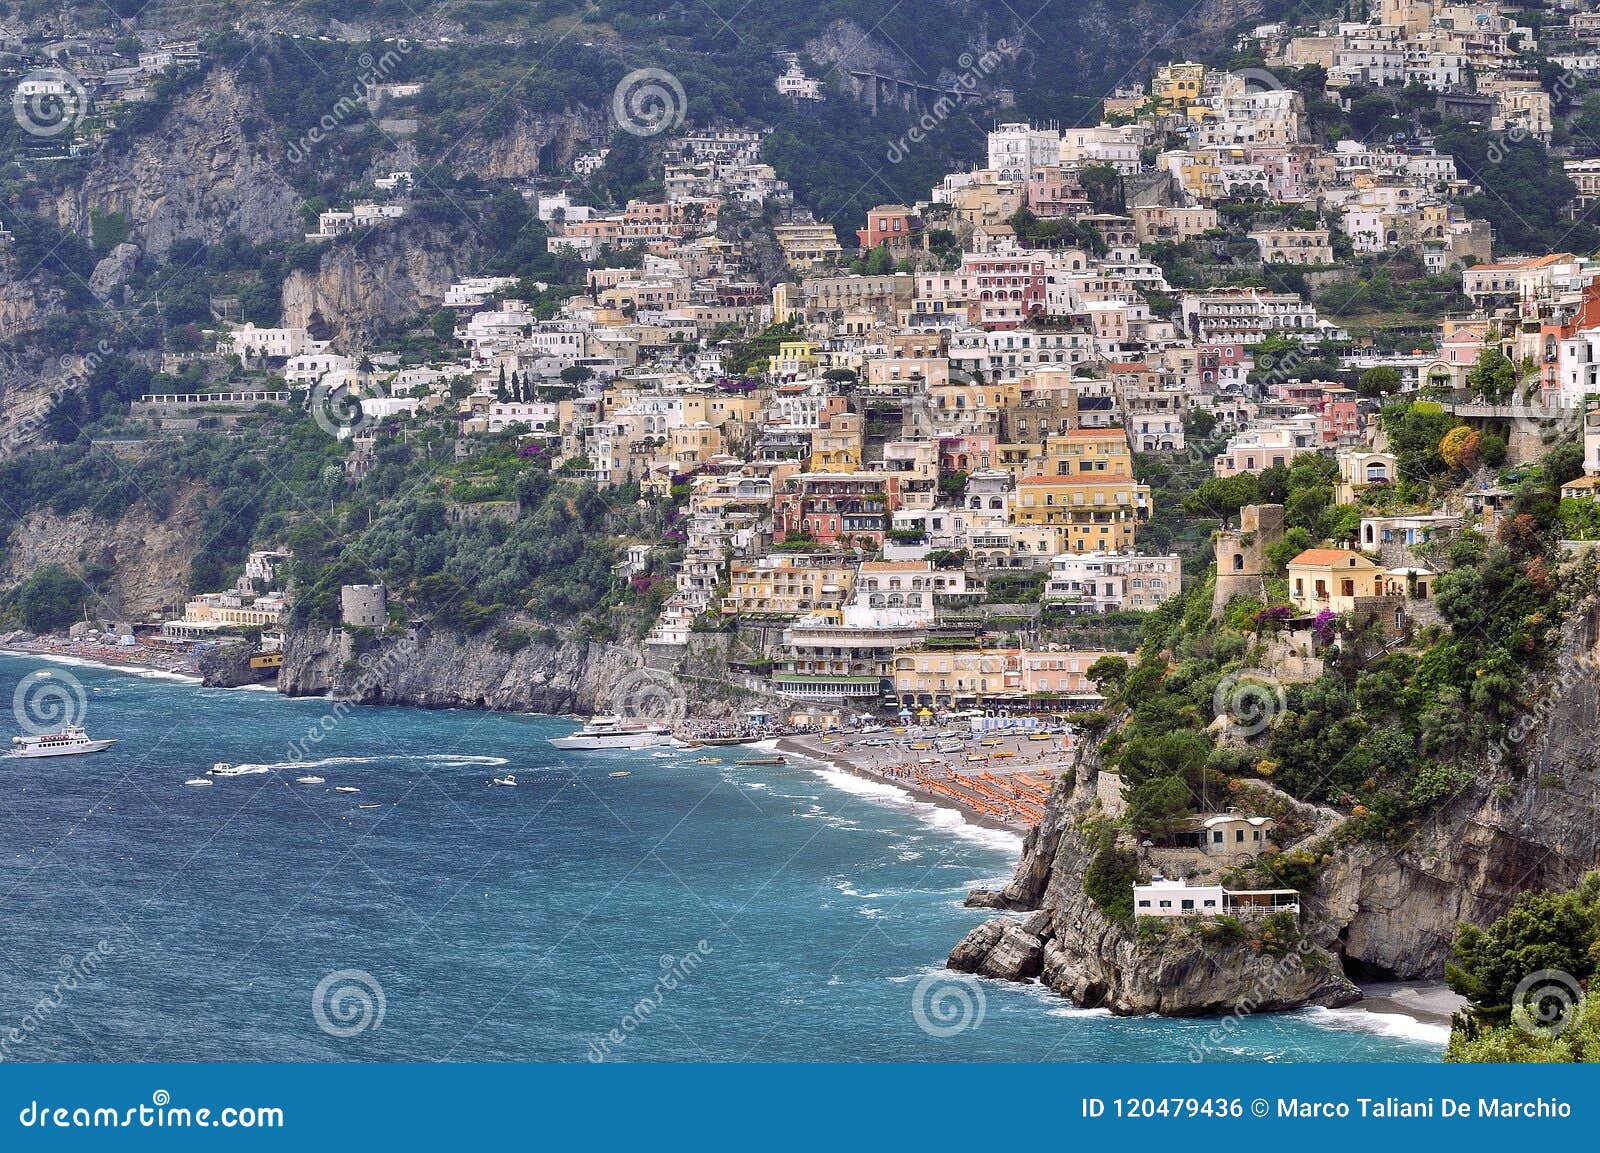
[
  {"left": 1132, "top": 876, "right": 1300, "bottom": 919},
  {"left": 721, "top": 555, "right": 856, "bottom": 621}
]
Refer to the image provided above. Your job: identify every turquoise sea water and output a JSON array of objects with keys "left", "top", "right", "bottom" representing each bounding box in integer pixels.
[{"left": 0, "top": 653, "right": 1444, "bottom": 1062}]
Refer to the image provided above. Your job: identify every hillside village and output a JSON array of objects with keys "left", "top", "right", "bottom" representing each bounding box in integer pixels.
[{"left": 5, "top": 5, "right": 1600, "bottom": 814}]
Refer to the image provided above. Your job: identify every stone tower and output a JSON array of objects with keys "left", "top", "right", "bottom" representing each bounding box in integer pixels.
[{"left": 1212, "top": 503, "right": 1284, "bottom": 617}]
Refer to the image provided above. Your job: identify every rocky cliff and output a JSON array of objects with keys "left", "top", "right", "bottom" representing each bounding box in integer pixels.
[
  {"left": 449, "top": 110, "right": 609, "bottom": 182},
  {"left": 1310, "top": 598, "right": 1600, "bottom": 979},
  {"left": 55, "top": 70, "right": 303, "bottom": 260},
  {"left": 280, "top": 218, "right": 476, "bottom": 344},
  {"left": 951, "top": 600, "right": 1600, "bottom": 1014},
  {"left": 0, "top": 487, "right": 208, "bottom": 619},
  {"left": 950, "top": 746, "right": 1360, "bottom": 1016}
]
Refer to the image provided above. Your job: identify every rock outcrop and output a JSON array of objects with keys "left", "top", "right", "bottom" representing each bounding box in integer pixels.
[
  {"left": 88, "top": 243, "right": 141, "bottom": 301},
  {"left": 951, "top": 601, "right": 1600, "bottom": 1014},
  {"left": 279, "top": 624, "right": 654, "bottom": 715},
  {"left": 449, "top": 109, "right": 609, "bottom": 181},
  {"left": 950, "top": 748, "right": 1359, "bottom": 1015},
  {"left": 280, "top": 218, "right": 475, "bottom": 344},
  {"left": 0, "top": 487, "right": 208, "bottom": 619},
  {"left": 55, "top": 71, "right": 303, "bottom": 259},
  {"left": 1309, "top": 599, "right": 1600, "bottom": 978}
]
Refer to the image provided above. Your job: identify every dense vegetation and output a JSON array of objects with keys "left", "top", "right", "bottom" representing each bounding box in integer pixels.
[
  {"left": 1446, "top": 873, "right": 1600, "bottom": 1062},
  {"left": 0, "top": 409, "right": 656, "bottom": 637},
  {"left": 1085, "top": 420, "right": 1592, "bottom": 908}
]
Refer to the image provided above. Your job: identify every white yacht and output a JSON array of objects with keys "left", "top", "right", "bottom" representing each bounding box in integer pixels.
[
  {"left": 207, "top": 762, "right": 250, "bottom": 778},
  {"left": 9, "top": 726, "right": 117, "bottom": 759},
  {"left": 547, "top": 716, "right": 676, "bottom": 751}
]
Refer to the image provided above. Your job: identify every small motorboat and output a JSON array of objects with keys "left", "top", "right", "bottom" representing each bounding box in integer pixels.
[
  {"left": 358, "top": 803, "right": 382, "bottom": 809},
  {"left": 491, "top": 775, "right": 517, "bottom": 787},
  {"left": 609, "top": 771, "right": 630, "bottom": 778},
  {"left": 695, "top": 756, "right": 721, "bottom": 764},
  {"left": 334, "top": 785, "right": 361, "bottom": 794},
  {"left": 183, "top": 777, "right": 213, "bottom": 787},
  {"left": 649, "top": 751, "right": 673, "bottom": 759},
  {"left": 208, "top": 762, "right": 250, "bottom": 778},
  {"left": 295, "top": 775, "right": 325, "bottom": 784}
]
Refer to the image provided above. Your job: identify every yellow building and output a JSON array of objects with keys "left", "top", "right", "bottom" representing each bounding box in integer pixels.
[
  {"left": 1286, "top": 548, "right": 1382, "bottom": 614},
  {"left": 722, "top": 557, "right": 856, "bottom": 620},
  {"left": 892, "top": 648, "right": 1023, "bottom": 707},
  {"left": 810, "top": 411, "right": 863, "bottom": 472},
  {"left": 769, "top": 340, "right": 819, "bottom": 377},
  {"left": 1038, "top": 428, "right": 1135, "bottom": 479},
  {"left": 1154, "top": 61, "right": 1205, "bottom": 113},
  {"left": 1013, "top": 475, "right": 1149, "bottom": 553}
]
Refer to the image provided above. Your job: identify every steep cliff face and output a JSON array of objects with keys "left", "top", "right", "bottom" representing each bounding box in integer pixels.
[
  {"left": 951, "top": 749, "right": 1359, "bottom": 1015},
  {"left": 1312, "top": 599, "right": 1600, "bottom": 979},
  {"left": 54, "top": 70, "right": 303, "bottom": 259},
  {"left": 0, "top": 487, "right": 208, "bottom": 618},
  {"left": 449, "top": 110, "right": 609, "bottom": 182},
  {"left": 278, "top": 624, "right": 655, "bottom": 715},
  {"left": 280, "top": 218, "right": 476, "bottom": 344}
]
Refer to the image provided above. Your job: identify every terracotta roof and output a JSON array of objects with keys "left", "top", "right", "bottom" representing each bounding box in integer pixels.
[{"left": 1288, "top": 548, "right": 1373, "bottom": 567}]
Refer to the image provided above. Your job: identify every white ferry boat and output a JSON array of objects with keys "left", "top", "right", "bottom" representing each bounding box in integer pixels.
[
  {"left": 9, "top": 726, "right": 117, "bottom": 759},
  {"left": 547, "top": 715, "right": 676, "bottom": 751}
]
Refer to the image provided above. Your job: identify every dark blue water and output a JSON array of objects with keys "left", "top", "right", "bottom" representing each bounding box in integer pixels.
[{"left": 0, "top": 654, "right": 1442, "bottom": 1062}]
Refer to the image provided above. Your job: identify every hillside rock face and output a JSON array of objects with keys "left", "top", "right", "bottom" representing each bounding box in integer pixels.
[
  {"left": 952, "top": 602, "right": 1600, "bottom": 1014},
  {"left": 277, "top": 625, "right": 649, "bottom": 715},
  {"left": 281, "top": 219, "right": 474, "bottom": 344},
  {"left": 1310, "top": 600, "right": 1600, "bottom": 978},
  {"left": 951, "top": 751, "right": 1359, "bottom": 1015},
  {"left": 450, "top": 110, "right": 609, "bottom": 181},
  {"left": 0, "top": 489, "right": 207, "bottom": 618},
  {"left": 55, "top": 70, "right": 303, "bottom": 259}
]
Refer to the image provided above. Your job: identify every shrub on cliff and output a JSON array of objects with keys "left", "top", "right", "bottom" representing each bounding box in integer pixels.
[{"left": 1083, "top": 820, "right": 1139, "bottom": 923}]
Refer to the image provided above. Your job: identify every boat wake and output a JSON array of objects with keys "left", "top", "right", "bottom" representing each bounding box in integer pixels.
[{"left": 230, "top": 753, "right": 511, "bottom": 773}]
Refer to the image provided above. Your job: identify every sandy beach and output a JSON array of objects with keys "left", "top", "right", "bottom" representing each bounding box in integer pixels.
[
  {"left": 1354, "top": 981, "right": 1467, "bottom": 1026},
  {"left": 779, "top": 725, "right": 1070, "bottom": 831},
  {"left": 0, "top": 634, "right": 204, "bottom": 680}
]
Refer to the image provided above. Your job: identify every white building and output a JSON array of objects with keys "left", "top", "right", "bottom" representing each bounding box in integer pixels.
[
  {"left": 1044, "top": 551, "right": 1181, "bottom": 612},
  {"left": 1132, "top": 875, "right": 1300, "bottom": 919}
]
